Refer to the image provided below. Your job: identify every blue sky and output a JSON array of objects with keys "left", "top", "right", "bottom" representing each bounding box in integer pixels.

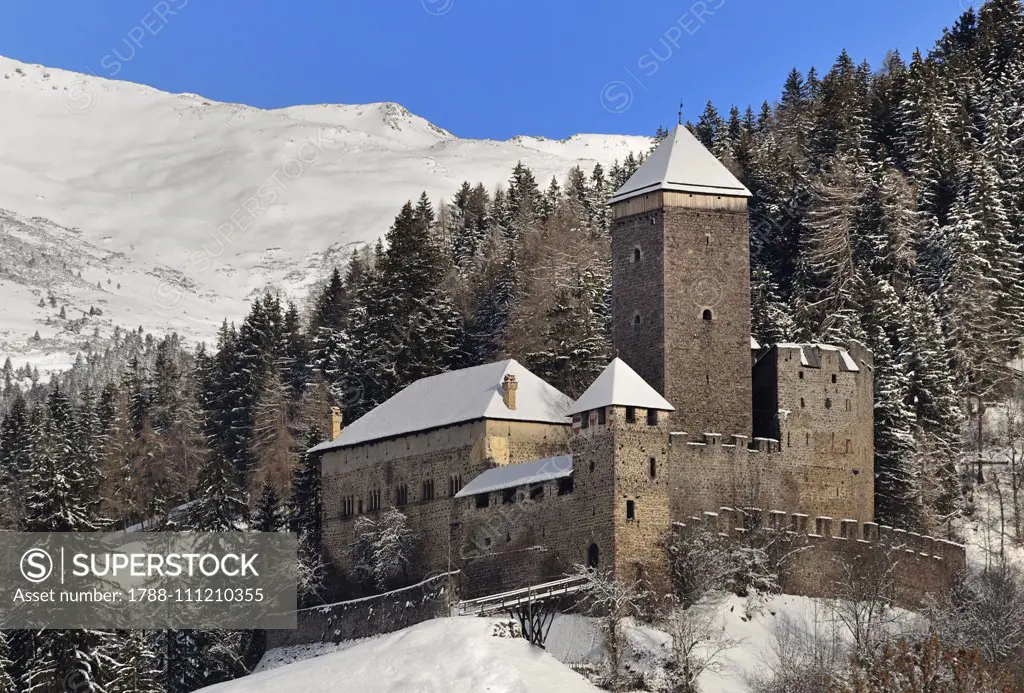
[{"left": 0, "top": 1, "right": 971, "bottom": 140}]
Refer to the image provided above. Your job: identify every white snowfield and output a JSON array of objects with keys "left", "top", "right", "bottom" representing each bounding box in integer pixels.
[
  {"left": 0, "top": 55, "right": 650, "bottom": 372},
  {"left": 201, "top": 617, "right": 601, "bottom": 693}
]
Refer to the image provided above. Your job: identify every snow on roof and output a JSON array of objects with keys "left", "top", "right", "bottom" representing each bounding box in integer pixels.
[
  {"left": 309, "top": 359, "right": 572, "bottom": 453},
  {"left": 750, "top": 336, "right": 761, "bottom": 350},
  {"left": 454, "top": 455, "right": 573, "bottom": 498},
  {"left": 569, "top": 358, "right": 675, "bottom": 415},
  {"left": 609, "top": 125, "right": 751, "bottom": 204},
  {"left": 773, "top": 343, "right": 860, "bottom": 372}
]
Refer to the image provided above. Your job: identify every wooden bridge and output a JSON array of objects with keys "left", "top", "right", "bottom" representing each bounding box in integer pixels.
[{"left": 454, "top": 575, "right": 590, "bottom": 646}]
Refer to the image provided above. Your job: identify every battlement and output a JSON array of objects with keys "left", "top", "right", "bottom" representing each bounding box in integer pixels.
[
  {"left": 679, "top": 506, "right": 965, "bottom": 562},
  {"left": 669, "top": 431, "right": 781, "bottom": 454},
  {"left": 674, "top": 507, "right": 966, "bottom": 608}
]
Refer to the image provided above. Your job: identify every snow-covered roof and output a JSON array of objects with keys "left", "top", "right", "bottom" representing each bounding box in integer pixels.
[
  {"left": 309, "top": 359, "right": 573, "bottom": 453},
  {"left": 569, "top": 358, "right": 675, "bottom": 415},
  {"left": 454, "top": 455, "right": 573, "bottom": 498},
  {"left": 609, "top": 125, "right": 751, "bottom": 204},
  {"left": 773, "top": 343, "right": 860, "bottom": 372},
  {"left": 750, "top": 336, "right": 761, "bottom": 350}
]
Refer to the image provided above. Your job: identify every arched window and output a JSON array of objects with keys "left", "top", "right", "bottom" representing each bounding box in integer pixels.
[
  {"left": 633, "top": 312, "right": 642, "bottom": 326},
  {"left": 632, "top": 247, "right": 642, "bottom": 263},
  {"left": 702, "top": 309, "right": 713, "bottom": 322},
  {"left": 587, "top": 543, "right": 600, "bottom": 569},
  {"left": 824, "top": 398, "right": 832, "bottom": 409}
]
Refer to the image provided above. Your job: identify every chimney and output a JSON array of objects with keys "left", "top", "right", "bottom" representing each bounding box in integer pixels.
[
  {"left": 330, "top": 407, "right": 343, "bottom": 441},
  {"left": 501, "top": 374, "right": 518, "bottom": 410}
]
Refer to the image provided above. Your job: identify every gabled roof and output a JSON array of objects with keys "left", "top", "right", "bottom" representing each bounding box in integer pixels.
[
  {"left": 454, "top": 455, "right": 573, "bottom": 498},
  {"left": 609, "top": 125, "right": 751, "bottom": 204},
  {"left": 569, "top": 358, "right": 675, "bottom": 415},
  {"left": 309, "top": 360, "right": 572, "bottom": 453}
]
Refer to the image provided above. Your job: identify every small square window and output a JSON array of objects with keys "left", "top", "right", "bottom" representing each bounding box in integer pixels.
[
  {"left": 502, "top": 488, "right": 516, "bottom": 504},
  {"left": 625, "top": 406, "right": 636, "bottom": 423},
  {"left": 597, "top": 408, "right": 606, "bottom": 425},
  {"left": 476, "top": 493, "right": 490, "bottom": 508},
  {"left": 646, "top": 409, "right": 658, "bottom": 426},
  {"left": 558, "top": 477, "right": 574, "bottom": 496},
  {"left": 626, "top": 500, "right": 636, "bottom": 520}
]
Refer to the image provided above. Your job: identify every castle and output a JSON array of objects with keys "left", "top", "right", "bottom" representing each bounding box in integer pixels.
[{"left": 311, "top": 126, "right": 962, "bottom": 598}]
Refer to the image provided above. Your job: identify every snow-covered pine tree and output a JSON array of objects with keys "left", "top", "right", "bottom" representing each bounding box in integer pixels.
[
  {"left": 107, "top": 631, "right": 164, "bottom": 693},
  {"left": 0, "top": 630, "right": 16, "bottom": 692},
  {"left": 253, "top": 481, "right": 285, "bottom": 532}
]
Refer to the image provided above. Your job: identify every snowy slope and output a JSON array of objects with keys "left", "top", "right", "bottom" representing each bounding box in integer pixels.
[
  {"left": 201, "top": 617, "right": 600, "bottom": 693},
  {"left": 0, "top": 55, "right": 650, "bottom": 371}
]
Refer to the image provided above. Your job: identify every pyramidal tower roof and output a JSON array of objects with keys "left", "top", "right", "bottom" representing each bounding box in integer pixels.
[
  {"left": 569, "top": 358, "right": 675, "bottom": 415},
  {"left": 609, "top": 125, "right": 751, "bottom": 204}
]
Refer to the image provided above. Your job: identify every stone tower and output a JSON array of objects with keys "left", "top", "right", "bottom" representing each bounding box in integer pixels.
[
  {"left": 609, "top": 126, "right": 753, "bottom": 437},
  {"left": 569, "top": 358, "right": 674, "bottom": 589}
]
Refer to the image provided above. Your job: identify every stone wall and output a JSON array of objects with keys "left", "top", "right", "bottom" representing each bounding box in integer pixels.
[
  {"left": 676, "top": 509, "right": 966, "bottom": 609},
  {"left": 266, "top": 571, "right": 456, "bottom": 649}
]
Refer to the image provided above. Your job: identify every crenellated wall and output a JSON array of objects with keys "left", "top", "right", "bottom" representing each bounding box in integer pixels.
[{"left": 675, "top": 507, "right": 966, "bottom": 608}]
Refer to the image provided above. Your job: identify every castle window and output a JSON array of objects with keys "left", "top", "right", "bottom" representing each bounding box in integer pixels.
[
  {"left": 357, "top": 499, "right": 363, "bottom": 514},
  {"left": 589, "top": 460, "right": 595, "bottom": 473},
  {"left": 558, "top": 477, "right": 574, "bottom": 496},
  {"left": 502, "top": 488, "right": 516, "bottom": 505},
  {"left": 625, "top": 406, "right": 636, "bottom": 423},
  {"left": 422, "top": 479, "right": 435, "bottom": 502},
  {"left": 845, "top": 399, "right": 851, "bottom": 412},
  {"left": 702, "top": 308, "right": 713, "bottom": 322},
  {"left": 530, "top": 484, "right": 544, "bottom": 501},
  {"left": 845, "top": 439, "right": 851, "bottom": 453},
  {"left": 581, "top": 411, "right": 590, "bottom": 429},
  {"left": 831, "top": 374, "right": 837, "bottom": 383},
  {"left": 800, "top": 397, "right": 805, "bottom": 408},
  {"left": 476, "top": 493, "right": 490, "bottom": 509},
  {"left": 633, "top": 312, "right": 642, "bottom": 326},
  {"left": 597, "top": 408, "right": 606, "bottom": 425},
  {"left": 824, "top": 398, "right": 832, "bottom": 409},
  {"left": 798, "top": 371, "right": 804, "bottom": 380},
  {"left": 646, "top": 408, "right": 658, "bottom": 426},
  {"left": 587, "top": 543, "right": 600, "bottom": 568},
  {"left": 649, "top": 457, "right": 657, "bottom": 479},
  {"left": 632, "top": 246, "right": 642, "bottom": 263},
  {"left": 805, "top": 433, "right": 810, "bottom": 446},
  {"left": 626, "top": 500, "right": 636, "bottom": 521},
  {"left": 395, "top": 484, "right": 408, "bottom": 507},
  {"left": 787, "top": 432, "right": 791, "bottom": 447},
  {"left": 369, "top": 490, "right": 381, "bottom": 512}
]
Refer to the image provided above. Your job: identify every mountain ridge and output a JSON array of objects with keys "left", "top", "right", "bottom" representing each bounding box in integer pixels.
[{"left": 0, "top": 55, "right": 651, "bottom": 374}]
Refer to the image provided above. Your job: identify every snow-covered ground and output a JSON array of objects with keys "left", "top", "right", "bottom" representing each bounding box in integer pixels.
[
  {"left": 247, "top": 594, "right": 905, "bottom": 693},
  {"left": 0, "top": 55, "right": 650, "bottom": 370},
  {"left": 201, "top": 617, "right": 600, "bottom": 693}
]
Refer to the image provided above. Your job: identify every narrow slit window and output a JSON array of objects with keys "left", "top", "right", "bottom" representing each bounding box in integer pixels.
[
  {"left": 647, "top": 408, "right": 658, "bottom": 426},
  {"left": 625, "top": 406, "right": 636, "bottom": 423},
  {"left": 626, "top": 500, "right": 636, "bottom": 521}
]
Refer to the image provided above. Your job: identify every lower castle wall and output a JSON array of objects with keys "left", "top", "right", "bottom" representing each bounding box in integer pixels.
[
  {"left": 266, "top": 572, "right": 455, "bottom": 649},
  {"left": 677, "top": 509, "right": 966, "bottom": 609}
]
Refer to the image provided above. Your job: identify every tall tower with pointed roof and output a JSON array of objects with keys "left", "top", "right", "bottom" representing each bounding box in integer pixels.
[{"left": 609, "top": 126, "right": 753, "bottom": 437}]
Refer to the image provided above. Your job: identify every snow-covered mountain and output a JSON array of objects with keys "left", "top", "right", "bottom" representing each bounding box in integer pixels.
[{"left": 0, "top": 55, "right": 650, "bottom": 374}]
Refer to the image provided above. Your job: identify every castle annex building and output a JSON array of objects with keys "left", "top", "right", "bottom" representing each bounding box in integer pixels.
[{"left": 312, "top": 126, "right": 957, "bottom": 596}]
